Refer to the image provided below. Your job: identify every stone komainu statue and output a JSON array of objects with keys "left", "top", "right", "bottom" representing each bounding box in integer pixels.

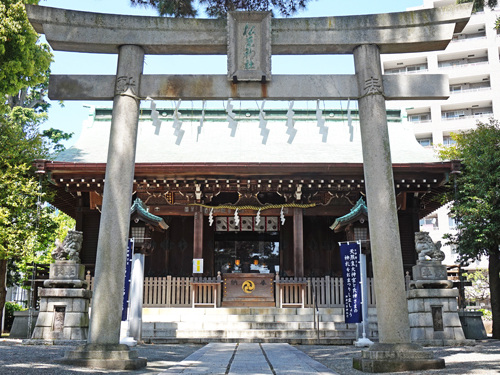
[
  {"left": 415, "top": 231, "right": 445, "bottom": 262},
  {"left": 52, "top": 230, "right": 84, "bottom": 262}
]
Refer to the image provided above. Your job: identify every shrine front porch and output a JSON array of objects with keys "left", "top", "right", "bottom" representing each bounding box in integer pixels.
[
  {"left": 140, "top": 307, "right": 379, "bottom": 344},
  {"left": 86, "top": 274, "right": 379, "bottom": 344}
]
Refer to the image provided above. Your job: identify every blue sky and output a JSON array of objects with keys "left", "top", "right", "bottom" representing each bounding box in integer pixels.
[{"left": 39, "top": 0, "right": 424, "bottom": 148}]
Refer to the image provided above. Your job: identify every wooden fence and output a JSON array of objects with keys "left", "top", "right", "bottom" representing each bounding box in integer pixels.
[
  {"left": 276, "top": 276, "right": 376, "bottom": 308},
  {"left": 86, "top": 273, "right": 376, "bottom": 308}
]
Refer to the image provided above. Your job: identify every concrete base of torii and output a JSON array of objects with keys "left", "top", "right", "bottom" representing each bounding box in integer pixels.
[
  {"left": 58, "top": 344, "right": 147, "bottom": 370},
  {"left": 353, "top": 343, "right": 445, "bottom": 373}
]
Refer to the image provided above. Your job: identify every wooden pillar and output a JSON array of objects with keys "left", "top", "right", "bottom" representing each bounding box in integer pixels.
[
  {"left": 193, "top": 209, "right": 204, "bottom": 275},
  {"left": 293, "top": 208, "right": 304, "bottom": 277},
  {"left": 75, "top": 196, "right": 83, "bottom": 232}
]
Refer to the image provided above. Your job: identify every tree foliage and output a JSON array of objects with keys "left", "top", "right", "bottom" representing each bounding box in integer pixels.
[
  {"left": 457, "top": 0, "right": 498, "bottom": 13},
  {"left": 130, "top": 0, "right": 311, "bottom": 18},
  {"left": 0, "top": 0, "right": 73, "bottom": 330},
  {"left": 0, "top": 0, "right": 51, "bottom": 102},
  {"left": 438, "top": 120, "right": 500, "bottom": 262},
  {"left": 438, "top": 119, "right": 500, "bottom": 338},
  {"left": 7, "top": 209, "right": 76, "bottom": 289}
]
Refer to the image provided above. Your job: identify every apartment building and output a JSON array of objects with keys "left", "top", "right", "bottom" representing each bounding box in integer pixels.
[{"left": 381, "top": 0, "right": 498, "bottom": 268}]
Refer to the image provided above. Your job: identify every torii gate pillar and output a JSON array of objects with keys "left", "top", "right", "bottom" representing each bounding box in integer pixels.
[
  {"left": 352, "top": 44, "right": 444, "bottom": 372},
  {"left": 60, "top": 45, "right": 148, "bottom": 370}
]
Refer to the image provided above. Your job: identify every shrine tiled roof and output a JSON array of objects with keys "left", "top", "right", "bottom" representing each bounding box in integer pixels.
[{"left": 56, "top": 107, "right": 439, "bottom": 165}]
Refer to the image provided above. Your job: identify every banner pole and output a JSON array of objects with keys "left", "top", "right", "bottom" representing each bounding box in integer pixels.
[{"left": 355, "top": 240, "right": 374, "bottom": 347}]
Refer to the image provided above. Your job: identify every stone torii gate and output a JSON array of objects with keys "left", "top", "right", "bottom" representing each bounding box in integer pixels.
[{"left": 27, "top": 3, "right": 471, "bottom": 372}]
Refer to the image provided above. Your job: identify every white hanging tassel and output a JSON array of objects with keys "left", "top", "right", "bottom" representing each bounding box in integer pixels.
[
  {"left": 197, "top": 100, "right": 206, "bottom": 142},
  {"left": 209, "top": 208, "right": 214, "bottom": 227},
  {"left": 147, "top": 97, "right": 162, "bottom": 135},
  {"left": 227, "top": 98, "right": 238, "bottom": 137},
  {"left": 316, "top": 100, "right": 328, "bottom": 143},
  {"left": 255, "top": 209, "right": 261, "bottom": 226},
  {"left": 234, "top": 208, "right": 240, "bottom": 227},
  {"left": 280, "top": 207, "right": 285, "bottom": 225},
  {"left": 172, "top": 99, "right": 184, "bottom": 145},
  {"left": 286, "top": 101, "right": 297, "bottom": 144},
  {"left": 347, "top": 98, "right": 354, "bottom": 142},
  {"left": 258, "top": 100, "right": 269, "bottom": 145}
]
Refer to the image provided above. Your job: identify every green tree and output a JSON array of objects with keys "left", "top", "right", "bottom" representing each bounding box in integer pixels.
[
  {"left": 457, "top": 0, "right": 497, "bottom": 13},
  {"left": 130, "top": 0, "right": 312, "bottom": 18},
  {"left": 0, "top": 0, "right": 72, "bottom": 329},
  {"left": 7, "top": 208, "right": 76, "bottom": 292},
  {"left": 0, "top": 0, "right": 52, "bottom": 106},
  {"left": 438, "top": 119, "right": 500, "bottom": 338}
]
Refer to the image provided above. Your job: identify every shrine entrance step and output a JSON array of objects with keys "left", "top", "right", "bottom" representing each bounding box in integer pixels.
[
  {"left": 142, "top": 307, "right": 366, "bottom": 345},
  {"left": 221, "top": 301, "right": 275, "bottom": 307}
]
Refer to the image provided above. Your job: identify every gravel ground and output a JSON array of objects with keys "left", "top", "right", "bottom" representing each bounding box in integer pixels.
[
  {"left": 0, "top": 339, "right": 202, "bottom": 374},
  {"left": 0, "top": 338, "right": 498, "bottom": 374},
  {"left": 297, "top": 339, "right": 500, "bottom": 375}
]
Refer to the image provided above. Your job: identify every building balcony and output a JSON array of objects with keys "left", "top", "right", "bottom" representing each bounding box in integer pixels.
[
  {"left": 438, "top": 60, "right": 489, "bottom": 70},
  {"left": 451, "top": 35, "right": 487, "bottom": 43},
  {"left": 410, "top": 119, "right": 432, "bottom": 124},
  {"left": 441, "top": 112, "right": 493, "bottom": 121},
  {"left": 385, "top": 68, "right": 428, "bottom": 75},
  {"left": 449, "top": 86, "right": 491, "bottom": 95}
]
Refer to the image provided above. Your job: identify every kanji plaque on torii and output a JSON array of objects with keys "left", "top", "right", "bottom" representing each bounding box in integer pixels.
[
  {"left": 227, "top": 11, "right": 272, "bottom": 82},
  {"left": 27, "top": 3, "right": 472, "bottom": 372}
]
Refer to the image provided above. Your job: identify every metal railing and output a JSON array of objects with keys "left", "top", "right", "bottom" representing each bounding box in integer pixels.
[
  {"left": 438, "top": 61, "right": 489, "bottom": 70},
  {"left": 441, "top": 113, "right": 493, "bottom": 121},
  {"left": 449, "top": 87, "right": 491, "bottom": 95}
]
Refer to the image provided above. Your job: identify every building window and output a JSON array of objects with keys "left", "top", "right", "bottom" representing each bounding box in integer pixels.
[
  {"left": 407, "top": 65, "right": 426, "bottom": 72},
  {"left": 442, "top": 110, "right": 465, "bottom": 119},
  {"left": 417, "top": 138, "right": 432, "bottom": 147},
  {"left": 448, "top": 215, "right": 457, "bottom": 230},
  {"left": 443, "top": 136, "right": 456, "bottom": 146},
  {"left": 420, "top": 216, "right": 438, "bottom": 230},
  {"left": 384, "top": 63, "right": 427, "bottom": 75},
  {"left": 409, "top": 114, "right": 430, "bottom": 122}
]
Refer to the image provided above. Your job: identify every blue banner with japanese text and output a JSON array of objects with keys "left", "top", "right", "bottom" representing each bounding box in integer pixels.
[
  {"left": 122, "top": 239, "right": 134, "bottom": 321},
  {"left": 340, "top": 242, "right": 362, "bottom": 323}
]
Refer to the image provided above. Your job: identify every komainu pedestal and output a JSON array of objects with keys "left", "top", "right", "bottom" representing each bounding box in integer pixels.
[
  {"left": 407, "top": 232, "right": 472, "bottom": 346},
  {"left": 407, "top": 288, "right": 474, "bottom": 346},
  {"left": 29, "top": 231, "right": 92, "bottom": 343},
  {"left": 31, "top": 288, "right": 91, "bottom": 341}
]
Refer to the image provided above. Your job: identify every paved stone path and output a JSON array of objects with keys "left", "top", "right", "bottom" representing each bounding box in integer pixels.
[{"left": 159, "top": 343, "right": 338, "bottom": 375}]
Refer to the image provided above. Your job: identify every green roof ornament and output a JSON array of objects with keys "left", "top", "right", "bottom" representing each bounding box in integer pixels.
[
  {"left": 130, "top": 198, "right": 169, "bottom": 230},
  {"left": 330, "top": 197, "right": 368, "bottom": 232}
]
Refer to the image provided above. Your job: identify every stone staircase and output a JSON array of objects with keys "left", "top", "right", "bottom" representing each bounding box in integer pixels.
[{"left": 141, "top": 307, "right": 378, "bottom": 344}]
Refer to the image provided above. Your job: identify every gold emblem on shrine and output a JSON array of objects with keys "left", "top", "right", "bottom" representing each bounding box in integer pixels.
[{"left": 242, "top": 280, "right": 255, "bottom": 294}]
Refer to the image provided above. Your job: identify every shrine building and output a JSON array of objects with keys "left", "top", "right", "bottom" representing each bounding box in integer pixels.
[{"left": 35, "top": 105, "right": 452, "bottom": 302}]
